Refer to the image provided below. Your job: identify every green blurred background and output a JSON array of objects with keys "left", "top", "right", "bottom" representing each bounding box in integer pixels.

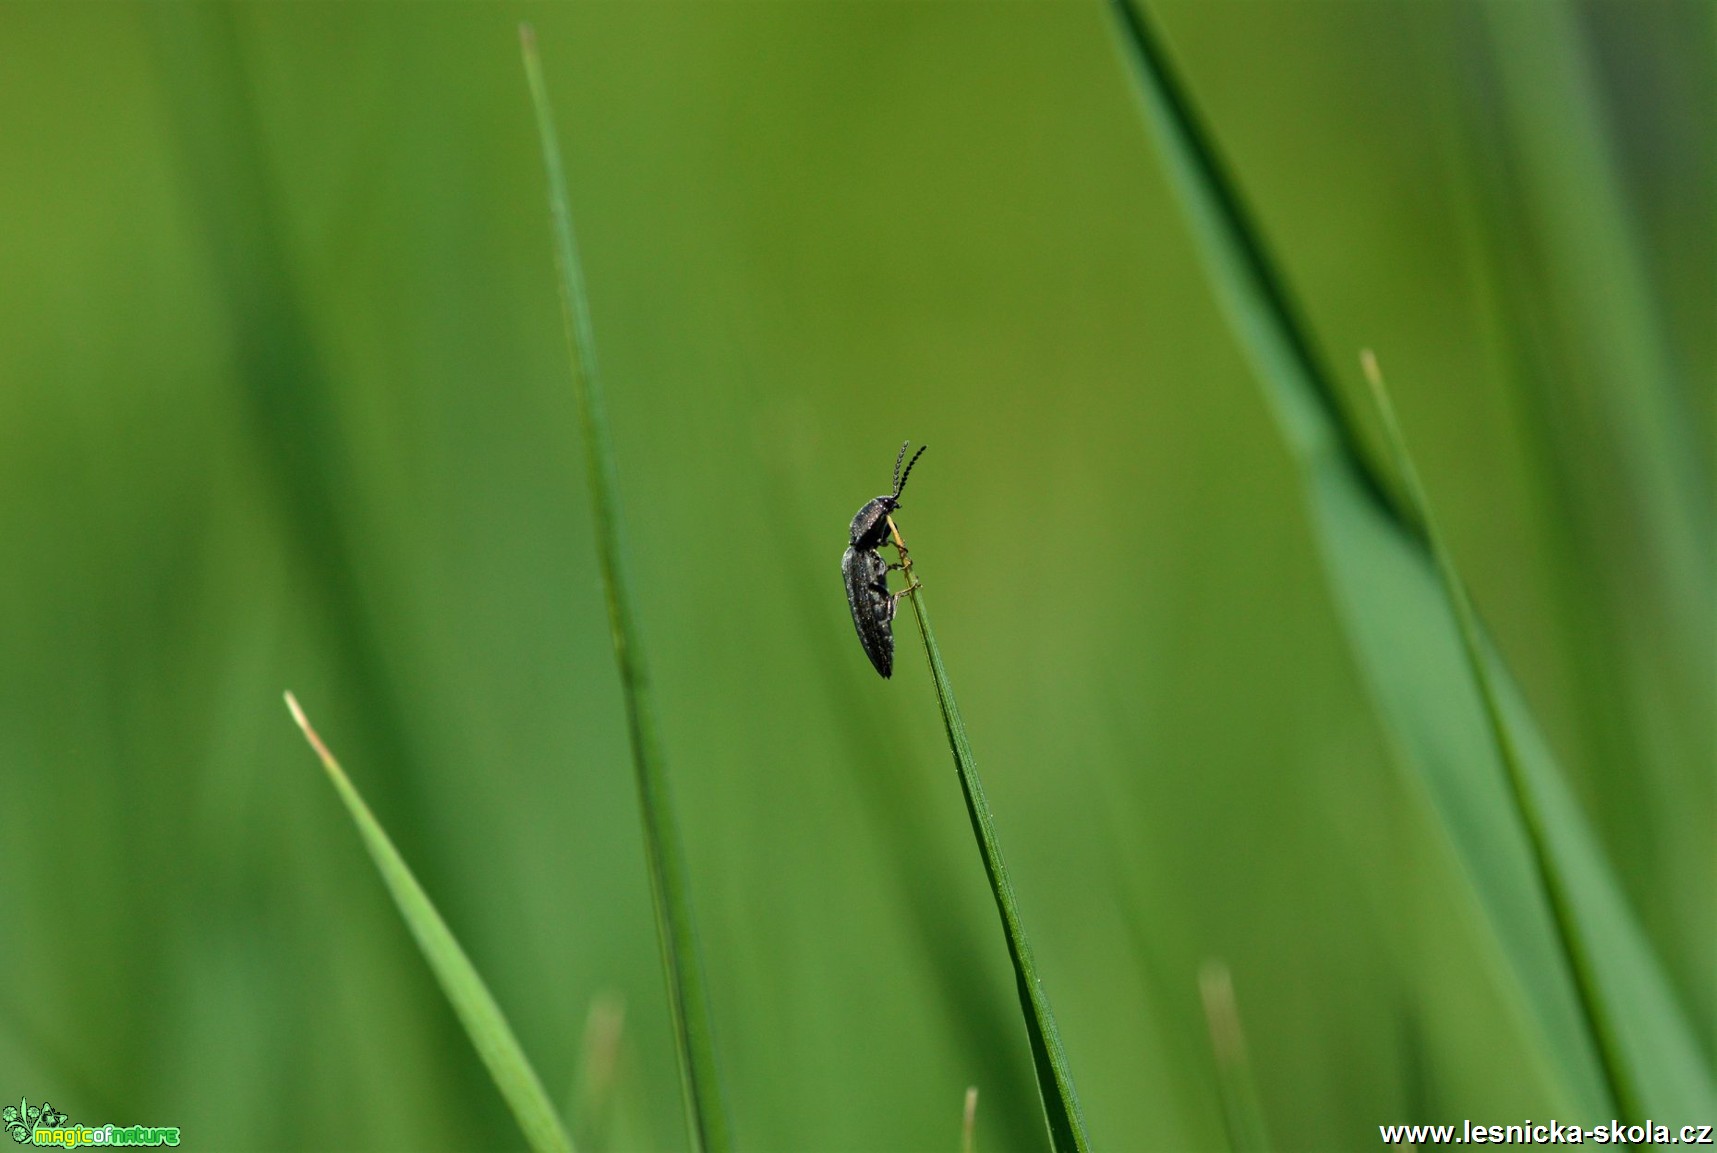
[{"left": 0, "top": 2, "right": 1709, "bottom": 1149}]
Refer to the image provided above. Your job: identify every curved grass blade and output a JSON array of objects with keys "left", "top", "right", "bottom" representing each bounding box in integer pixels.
[
  {"left": 892, "top": 526, "right": 1090, "bottom": 1153},
  {"left": 1101, "top": 0, "right": 1716, "bottom": 1119},
  {"left": 283, "top": 692, "right": 575, "bottom": 1153},
  {"left": 519, "top": 26, "right": 729, "bottom": 1153}
]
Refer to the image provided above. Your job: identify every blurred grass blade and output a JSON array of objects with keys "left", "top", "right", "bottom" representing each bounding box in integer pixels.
[
  {"left": 1358, "top": 353, "right": 1637, "bottom": 1116},
  {"left": 1197, "top": 962, "right": 1270, "bottom": 1153},
  {"left": 283, "top": 692, "right": 575, "bottom": 1153},
  {"left": 1102, "top": 0, "right": 1716, "bottom": 1119},
  {"left": 571, "top": 994, "right": 627, "bottom": 1153},
  {"left": 520, "top": 25, "right": 729, "bottom": 1153},
  {"left": 1360, "top": 352, "right": 1717, "bottom": 1121},
  {"left": 146, "top": 1, "right": 443, "bottom": 879},
  {"left": 1444, "top": 3, "right": 1715, "bottom": 1046},
  {"left": 1473, "top": 3, "right": 1711, "bottom": 671},
  {"left": 962, "top": 1086, "right": 979, "bottom": 1153},
  {"left": 895, "top": 529, "right": 1090, "bottom": 1153}
]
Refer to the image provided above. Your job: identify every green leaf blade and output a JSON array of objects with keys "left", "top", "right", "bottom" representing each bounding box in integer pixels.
[{"left": 285, "top": 693, "right": 575, "bottom": 1153}]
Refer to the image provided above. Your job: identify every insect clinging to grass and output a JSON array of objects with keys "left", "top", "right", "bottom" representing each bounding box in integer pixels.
[{"left": 842, "top": 441, "right": 927, "bottom": 678}]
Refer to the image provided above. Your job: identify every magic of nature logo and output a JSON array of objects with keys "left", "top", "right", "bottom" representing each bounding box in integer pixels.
[{"left": 4, "top": 1099, "right": 181, "bottom": 1147}]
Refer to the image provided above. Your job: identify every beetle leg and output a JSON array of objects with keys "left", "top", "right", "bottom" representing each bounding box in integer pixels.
[{"left": 886, "top": 579, "right": 921, "bottom": 620}]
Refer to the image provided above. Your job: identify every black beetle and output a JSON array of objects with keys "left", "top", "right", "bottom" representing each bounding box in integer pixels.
[{"left": 842, "top": 441, "right": 926, "bottom": 678}]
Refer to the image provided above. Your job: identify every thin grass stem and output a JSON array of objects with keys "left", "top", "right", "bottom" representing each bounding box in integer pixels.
[
  {"left": 889, "top": 520, "right": 1091, "bottom": 1153},
  {"left": 1358, "top": 352, "right": 1641, "bottom": 1122},
  {"left": 519, "top": 25, "right": 729, "bottom": 1153}
]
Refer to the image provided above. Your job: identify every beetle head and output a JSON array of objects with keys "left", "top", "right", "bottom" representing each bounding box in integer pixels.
[{"left": 850, "top": 442, "right": 927, "bottom": 549}]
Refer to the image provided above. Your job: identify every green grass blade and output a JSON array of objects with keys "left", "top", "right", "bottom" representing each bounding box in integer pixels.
[
  {"left": 1446, "top": 3, "right": 1715, "bottom": 1048},
  {"left": 761, "top": 478, "right": 1045, "bottom": 1142},
  {"left": 570, "top": 994, "right": 628, "bottom": 1153},
  {"left": 146, "top": 1, "right": 443, "bottom": 879},
  {"left": 1474, "top": 3, "right": 1711, "bottom": 671},
  {"left": 1197, "top": 962, "right": 1271, "bottom": 1153},
  {"left": 896, "top": 532, "right": 1090, "bottom": 1153},
  {"left": 1102, "top": 0, "right": 1716, "bottom": 1120},
  {"left": 519, "top": 25, "right": 729, "bottom": 1153},
  {"left": 1361, "top": 352, "right": 1714, "bottom": 1122},
  {"left": 1357, "top": 353, "right": 1633, "bottom": 1111},
  {"left": 283, "top": 692, "right": 575, "bottom": 1153}
]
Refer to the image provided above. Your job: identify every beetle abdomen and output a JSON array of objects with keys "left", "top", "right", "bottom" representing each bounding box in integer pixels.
[{"left": 842, "top": 544, "right": 895, "bottom": 678}]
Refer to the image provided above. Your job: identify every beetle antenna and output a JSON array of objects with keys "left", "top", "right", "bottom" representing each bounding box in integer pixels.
[
  {"left": 895, "top": 444, "right": 927, "bottom": 498},
  {"left": 891, "top": 440, "right": 911, "bottom": 492}
]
